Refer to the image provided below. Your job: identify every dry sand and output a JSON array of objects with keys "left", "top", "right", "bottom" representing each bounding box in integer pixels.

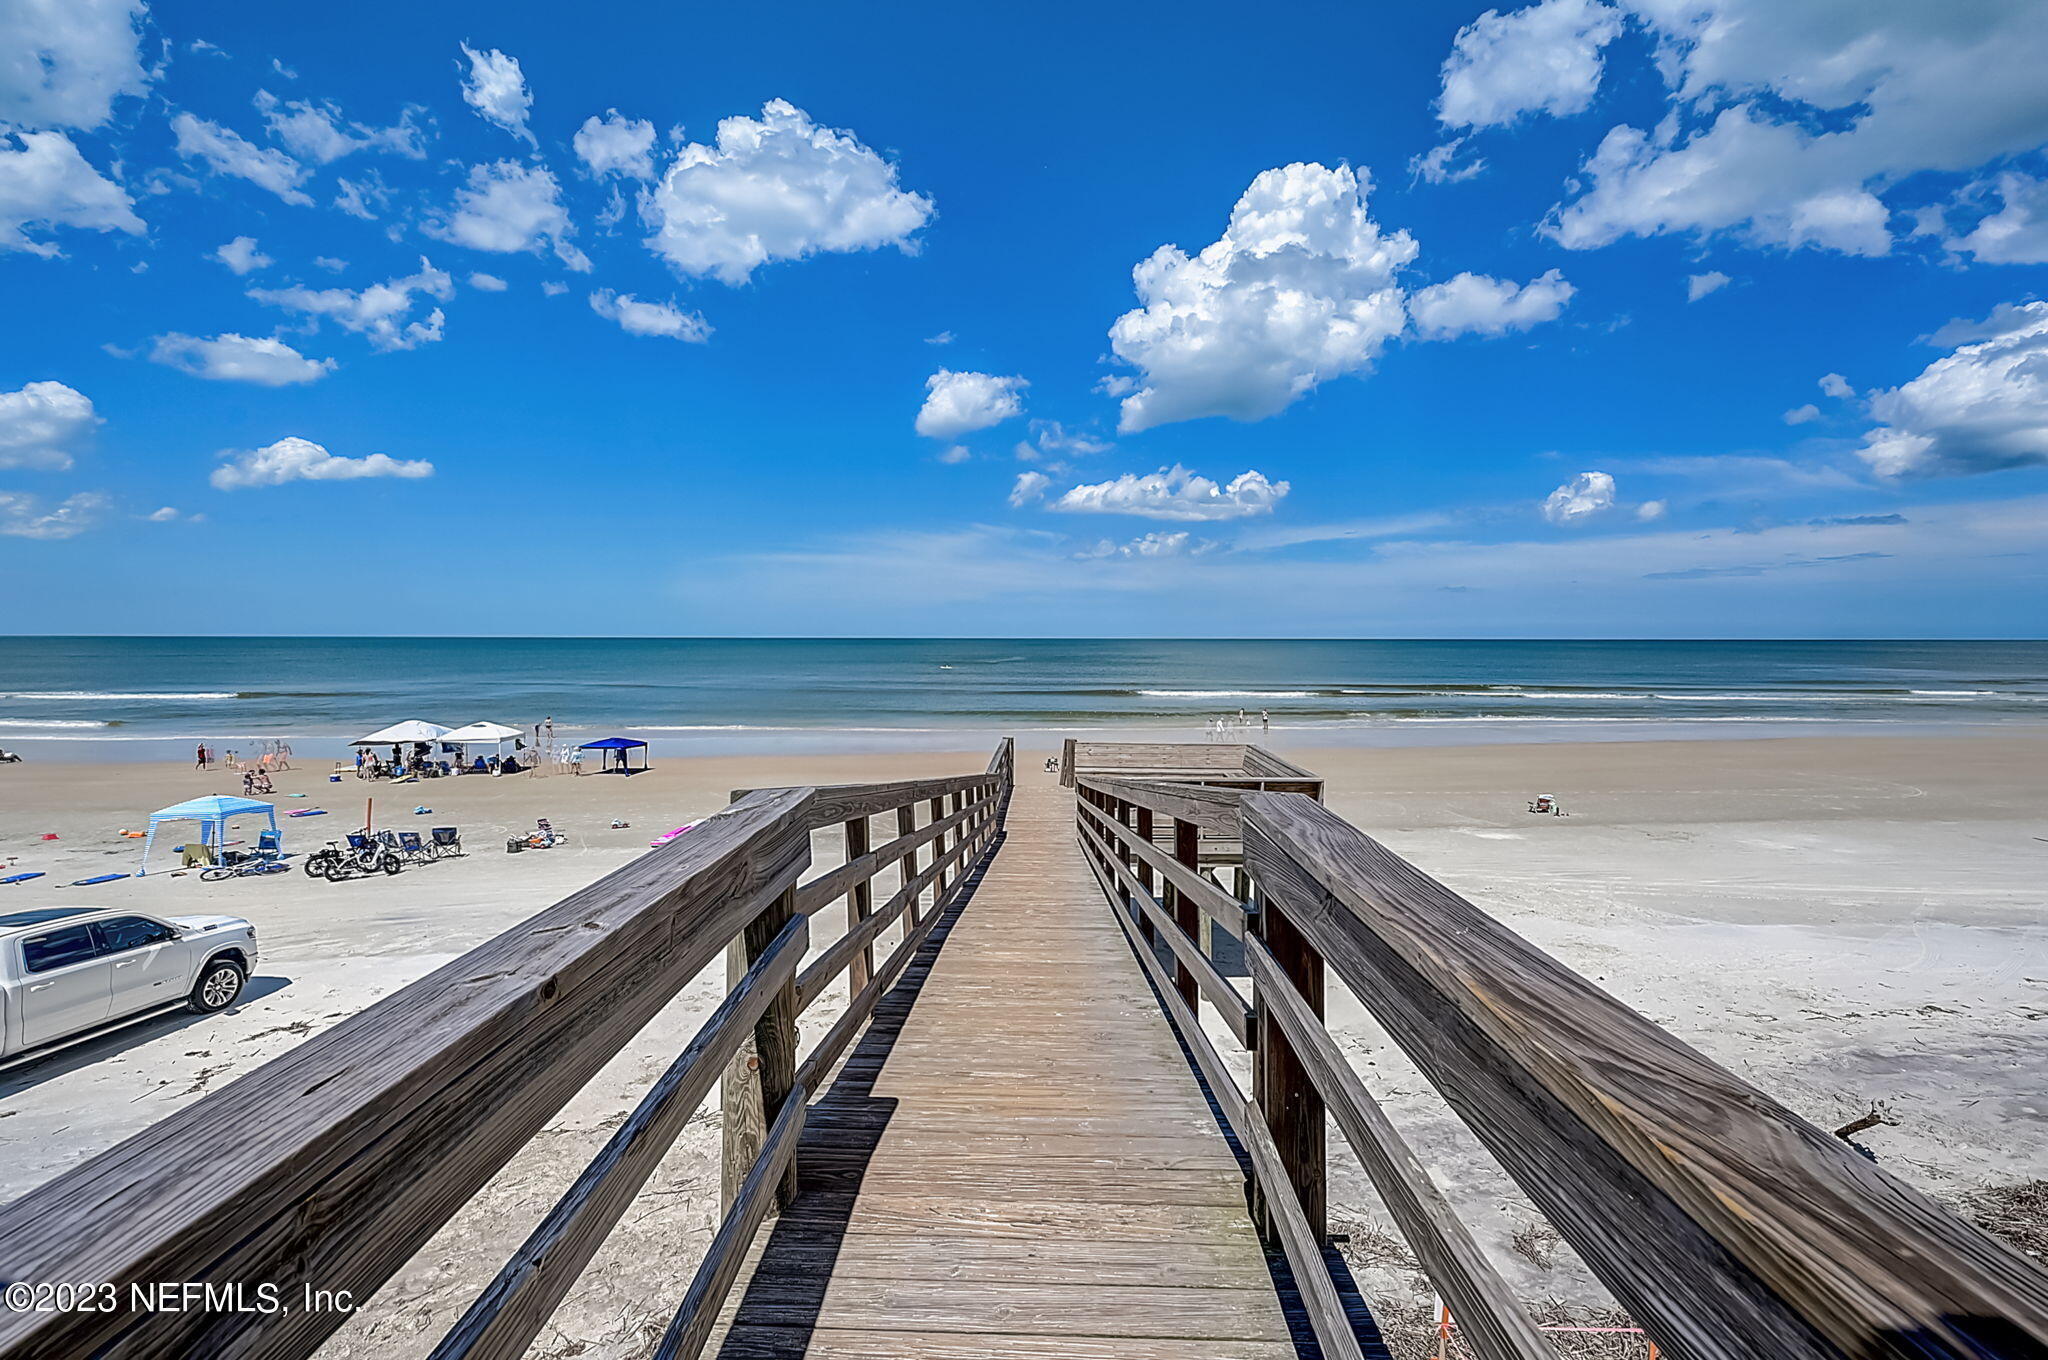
[{"left": 1, "top": 733, "right": 2043, "bottom": 1353}]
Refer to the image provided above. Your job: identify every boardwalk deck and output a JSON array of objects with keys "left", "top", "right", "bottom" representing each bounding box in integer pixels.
[{"left": 714, "top": 777, "right": 1296, "bottom": 1359}]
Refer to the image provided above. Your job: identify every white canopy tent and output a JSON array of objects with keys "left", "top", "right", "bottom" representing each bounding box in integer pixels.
[
  {"left": 441, "top": 721, "right": 526, "bottom": 770},
  {"left": 353, "top": 720, "right": 451, "bottom": 746}
]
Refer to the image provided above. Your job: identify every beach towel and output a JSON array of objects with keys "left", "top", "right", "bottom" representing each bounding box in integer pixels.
[
  {"left": 288, "top": 808, "right": 329, "bottom": 817},
  {"left": 1, "top": 872, "right": 44, "bottom": 884},
  {"left": 71, "top": 873, "right": 130, "bottom": 886}
]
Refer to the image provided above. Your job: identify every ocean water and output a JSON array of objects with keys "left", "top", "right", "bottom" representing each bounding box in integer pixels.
[{"left": 2, "top": 637, "right": 2045, "bottom": 760}]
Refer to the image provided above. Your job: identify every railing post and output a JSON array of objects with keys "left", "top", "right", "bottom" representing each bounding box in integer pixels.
[
  {"left": 1251, "top": 884, "right": 1327, "bottom": 1242},
  {"left": 1118, "top": 798, "right": 1153, "bottom": 942},
  {"left": 896, "top": 803, "right": 918, "bottom": 926},
  {"left": 928, "top": 797, "right": 947, "bottom": 896},
  {"left": 1134, "top": 806, "right": 1155, "bottom": 898},
  {"left": 1171, "top": 817, "right": 1200, "bottom": 1008},
  {"left": 844, "top": 816, "right": 873, "bottom": 994},
  {"left": 722, "top": 880, "right": 803, "bottom": 1214}
]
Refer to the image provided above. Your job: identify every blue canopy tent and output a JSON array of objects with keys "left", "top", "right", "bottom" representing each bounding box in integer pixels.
[
  {"left": 577, "top": 737, "right": 649, "bottom": 774},
  {"left": 140, "top": 795, "right": 281, "bottom": 875}
]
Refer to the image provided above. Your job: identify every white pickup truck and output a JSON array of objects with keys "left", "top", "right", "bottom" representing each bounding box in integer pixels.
[{"left": 0, "top": 906, "right": 258, "bottom": 1062}]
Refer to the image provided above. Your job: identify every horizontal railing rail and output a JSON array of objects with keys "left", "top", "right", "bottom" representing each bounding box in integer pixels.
[
  {"left": 1078, "top": 763, "right": 2048, "bottom": 1360},
  {"left": 0, "top": 739, "right": 1013, "bottom": 1360}
]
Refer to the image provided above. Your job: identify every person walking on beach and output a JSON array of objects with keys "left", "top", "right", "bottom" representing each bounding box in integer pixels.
[
  {"left": 1261, "top": 709, "right": 1269, "bottom": 734},
  {"left": 195, "top": 743, "right": 208, "bottom": 770}
]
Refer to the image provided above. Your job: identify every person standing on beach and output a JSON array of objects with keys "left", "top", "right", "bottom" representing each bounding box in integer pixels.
[{"left": 1261, "top": 709, "right": 1269, "bottom": 734}]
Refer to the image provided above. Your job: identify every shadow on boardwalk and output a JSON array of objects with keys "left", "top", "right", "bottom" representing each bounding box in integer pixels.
[{"left": 713, "top": 828, "right": 1005, "bottom": 1359}]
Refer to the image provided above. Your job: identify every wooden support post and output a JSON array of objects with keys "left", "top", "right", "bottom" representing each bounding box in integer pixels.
[
  {"left": 1119, "top": 799, "right": 1154, "bottom": 943},
  {"left": 722, "top": 884, "right": 801, "bottom": 1212},
  {"left": 1172, "top": 817, "right": 1200, "bottom": 1008},
  {"left": 928, "top": 797, "right": 947, "bottom": 897},
  {"left": 1134, "top": 807, "right": 1155, "bottom": 897},
  {"left": 1252, "top": 888, "right": 1327, "bottom": 1242},
  {"left": 896, "top": 803, "right": 918, "bottom": 928},
  {"left": 844, "top": 816, "right": 873, "bottom": 994}
]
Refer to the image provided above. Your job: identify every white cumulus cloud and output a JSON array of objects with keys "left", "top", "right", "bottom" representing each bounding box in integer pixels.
[
  {"left": 1410, "top": 138, "right": 1485, "bottom": 185},
  {"left": 1542, "top": 470, "right": 1616, "bottom": 524},
  {"left": 0, "top": 0, "right": 148, "bottom": 131},
  {"left": 1409, "top": 268, "right": 1574, "bottom": 340},
  {"left": 211, "top": 435, "right": 433, "bottom": 490},
  {"left": 172, "top": 111, "right": 311, "bottom": 205},
  {"left": 252, "top": 89, "right": 425, "bottom": 164},
  {"left": 468, "top": 271, "right": 506, "bottom": 291},
  {"left": 1076, "top": 531, "right": 1217, "bottom": 560},
  {"left": 1009, "top": 471, "right": 1051, "bottom": 507},
  {"left": 0, "top": 128, "right": 142, "bottom": 255},
  {"left": 430, "top": 160, "right": 589, "bottom": 270},
  {"left": 574, "top": 110, "right": 656, "bottom": 180},
  {"left": 458, "top": 43, "right": 534, "bottom": 146},
  {"left": 1783, "top": 403, "right": 1820, "bottom": 425},
  {"left": 1107, "top": 162, "right": 1415, "bottom": 433},
  {"left": 1437, "top": 0, "right": 1621, "bottom": 130},
  {"left": 1819, "top": 371, "right": 1855, "bottom": 399},
  {"left": 916, "top": 370, "right": 1026, "bottom": 441},
  {"left": 249, "top": 257, "right": 454, "bottom": 351},
  {"left": 1048, "top": 466, "right": 1289, "bottom": 522},
  {"left": 1949, "top": 172, "right": 2048, "bottom": 265},
  {"left": 589, "top": 289, "right": 710, "bottom": 342},
  {"left": 149, "top": 332, "right": 333, "bottom": 385},
  {"left": 1014, "top": 419, "right": 1112, "bottom": 463},
  {"left": 211, "top": 235, "right": 270, "bottom": 275},
  {"left": 1537, "top": 2, "right": 2048, "bottom": 258},
  {"left": 641, "top": 99, "right": 934, "bottom": 285},
  {"left": 0, "top": 380, "right": 98, "bottom": 469},
  {"left": 0, "top": 489, "right": 109, "bottom": 539},
  {"left": 1686, "top": 271, "right": 1730, "bottom": 301},
  {"left": 1858, "top": 300, "right": 2048, "bottom": 478}
]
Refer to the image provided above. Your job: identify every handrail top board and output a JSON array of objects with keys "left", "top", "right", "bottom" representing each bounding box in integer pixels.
[
  {"left": 0, "top": 784, "right": 819, "bottom": 1357},
  {"left": 1237, "top": 788, "right": 2048, "bottom": 1357},
  {"left": 1077, "top": 774, "right": 1251, "bottom": 835},
  {"left": 735, "top": 771, "right": 998, "bottom": 827}
]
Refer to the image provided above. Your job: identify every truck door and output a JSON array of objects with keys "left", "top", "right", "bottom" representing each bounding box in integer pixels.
[
  {"left": 17, "top": 925, "right": 112, "bottom": 1048},
  {"left": 92, "top": 916, "right": 187, "bottom": 1018}
]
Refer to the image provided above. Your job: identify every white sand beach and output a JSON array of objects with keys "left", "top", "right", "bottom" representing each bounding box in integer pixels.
[{"left": 1, "top": 733, "right": 2043, "bottom": 1354}]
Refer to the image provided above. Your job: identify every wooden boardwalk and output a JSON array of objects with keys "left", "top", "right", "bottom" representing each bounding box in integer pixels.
[{"left": 714, "top": 777, "right": 1298, "bottom": 1359}]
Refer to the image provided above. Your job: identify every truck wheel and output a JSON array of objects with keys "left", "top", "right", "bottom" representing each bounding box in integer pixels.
[{"left": 189, "top": 959, "right": 245, "bottom": 1013}]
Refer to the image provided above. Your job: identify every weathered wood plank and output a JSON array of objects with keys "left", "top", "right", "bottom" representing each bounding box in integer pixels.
[
  {"left": 1074, "top": 813, "right": 1253, "bottom": 1048},
  {"left": 1075, "top": 795, "right": 1245, "bottom": 938},
  {"left": 432, "top": 913, "right": 811, "bottom": 1360},
  {"left": 718, "top": 1275, "right": 1295, "bottom": 1341},
  {"left": 736, "top": 774, "right": 997, "bottom": 829},
  {"left": 1242, "top": 790, "right": 2048, "bottom": 1360},
  {"left": 1245, "top": 935, "right": 1556, "bottom": 1360},
  {"left": 1078, "top": 776, "right": 1246, "bottom": 837},
  {"left": 715, "top": 1325, "right": 1300, "bottom": 1359},
  {"left": 721, "top": 1230, "right": 1272, "bottom": 1289},
  {"left": 657, "top": 1082, "right": 808, "bottom": 1360},
  {"left": 794, "top": 815, "right": 976, "bottom": 1013},
  {"left": 791, "top": 816, "right": 993, "bottom": 1094},
  {"left": 0, "top": 788, "right": 814, "bottom": 1360},
  {"left": 1235, "top": 1102, "right": 1366, "bottom": 1360},
  {"left": 796, "top": 795, "right": 982, "bottom": 918}
]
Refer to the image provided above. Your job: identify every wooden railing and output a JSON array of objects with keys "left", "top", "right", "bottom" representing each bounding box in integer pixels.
[
  {"left": 0, "top": 739, "right": 1013, "bottom": 1360},
  {"left": 1076, "top": 773, "right": 2048, "bottom": 1360}
]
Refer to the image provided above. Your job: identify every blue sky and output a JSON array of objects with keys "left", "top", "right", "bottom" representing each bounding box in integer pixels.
[{"left": 3, "top": 0, "right": 2047, "bottom": 636}]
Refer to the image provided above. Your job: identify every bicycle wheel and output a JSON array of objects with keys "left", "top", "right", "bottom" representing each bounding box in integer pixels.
[
  {"left": 380, "top": 851, "right": 403, "bottom": 875},
  {"left": 200, "top": 867, "right": 233, "bottom": 882}
]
